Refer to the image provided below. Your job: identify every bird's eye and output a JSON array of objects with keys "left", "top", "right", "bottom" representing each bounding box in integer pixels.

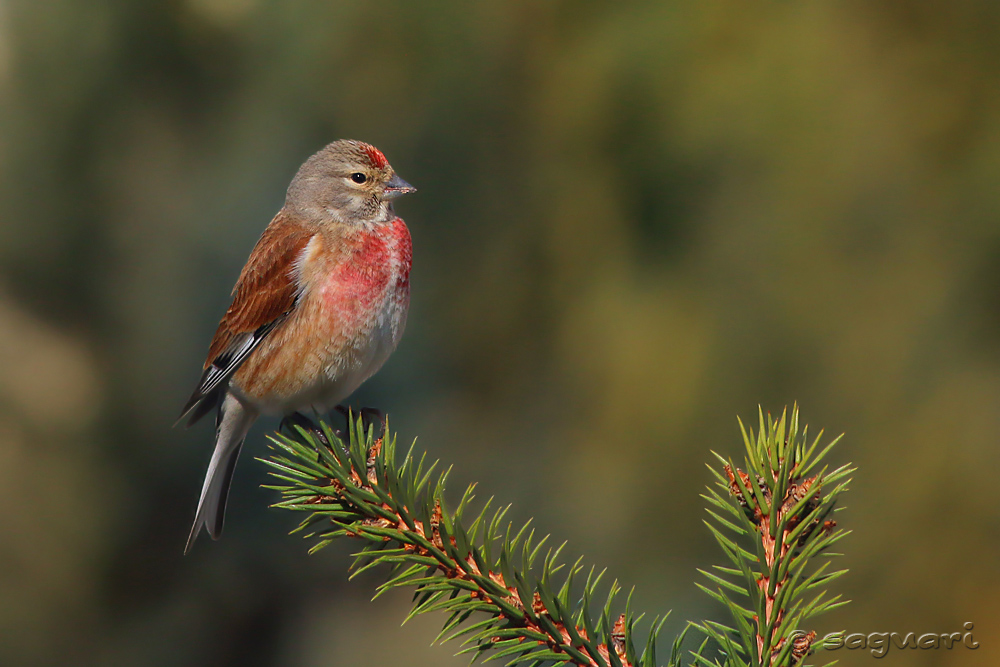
[{"left": 351, "top": 172, "right": 367, "bottom": 184}]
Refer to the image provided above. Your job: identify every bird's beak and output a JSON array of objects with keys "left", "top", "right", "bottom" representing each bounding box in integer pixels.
[{"left": 383, "top": 173, "right": 417, "bottom": 200}]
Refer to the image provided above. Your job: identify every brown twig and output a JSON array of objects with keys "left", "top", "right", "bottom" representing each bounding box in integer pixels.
[
  {"left": 310, "top": 435, "right": 631, "bottom": 667},
  {"left": 724, "top": 463, "right": 820, "bottom": 667}
]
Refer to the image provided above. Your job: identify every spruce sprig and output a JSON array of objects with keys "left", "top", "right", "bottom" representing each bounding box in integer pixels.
[
  {"left": 692, "top": 405, "right": 853, "bottom": 667},
  {"left": 261, "top": 405, "right": 850, "bottom": 667},
  {"left": 261, "top": 415, "right": 676, "bottom": 667}
]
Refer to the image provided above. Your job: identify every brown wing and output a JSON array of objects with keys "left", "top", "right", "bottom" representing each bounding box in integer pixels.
[{"left": 179, "top": 212, "right": 315, "bottom": 425}]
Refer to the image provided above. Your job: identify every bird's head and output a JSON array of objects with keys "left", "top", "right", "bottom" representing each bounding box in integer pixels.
[{"left": 285, "top": 139, "right": 416, "bottom": 224}]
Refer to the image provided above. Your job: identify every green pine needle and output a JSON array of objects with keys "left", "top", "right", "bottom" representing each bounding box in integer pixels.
[
  {"left": 693, "top": 404, "right": 851, "bottom": 667},
  {"left": 260, "top": 404, "right": 850, "bottom": 667},
  {"left": 260, "top": 413, "right": 665, "bottom": 667}
]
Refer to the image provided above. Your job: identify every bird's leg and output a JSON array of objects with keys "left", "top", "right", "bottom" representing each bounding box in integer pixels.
[
  {"left": 279, "top": 411, "right": 331, "bottom": 457},
  {"left": 334, "top": 405, "right": 386, "bottom": 440},
  {"left": 332, "top": 405, "right": 356, "bottom": 441},
  {"left": 360, "top": 407, "right": 386, "bottom": 438},
  {"left": 279, "top": 411, "right": 320, "bottom": 439}
]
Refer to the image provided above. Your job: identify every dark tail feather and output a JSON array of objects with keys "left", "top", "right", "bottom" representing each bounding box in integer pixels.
[
  {"left": 178, "top": 386, "right": 223, "bottom": 428},
  {"left": 185, "top": 394, "right": 257, "bottom": 554}
]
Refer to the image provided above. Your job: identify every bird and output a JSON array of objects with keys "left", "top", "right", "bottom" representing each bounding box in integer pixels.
[{"left": 178, "top": 139, "right": 415, "bottom": 554}]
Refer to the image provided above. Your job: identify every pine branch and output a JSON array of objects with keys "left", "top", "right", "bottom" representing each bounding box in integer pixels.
[
  {"left": 260, "top": 415, "right": 675, "bottom": 667},
  {"left": 260, "top": 404, "right": 851, "bottom": 667},
  {"left": 692, "top": 405, "right": 853, "bottom": 667}
]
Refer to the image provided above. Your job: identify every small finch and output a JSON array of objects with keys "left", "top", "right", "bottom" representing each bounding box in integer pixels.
[{"left": 179, "top": 140, "right": 415, "bottom": 553}]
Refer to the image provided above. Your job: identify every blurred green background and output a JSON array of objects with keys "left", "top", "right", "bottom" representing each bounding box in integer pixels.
[{"left": 1, "top": 1, "right": 998, "bottom": 665}]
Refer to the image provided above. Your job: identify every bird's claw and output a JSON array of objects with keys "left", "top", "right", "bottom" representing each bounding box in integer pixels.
[
  {"left": 334, "top": 405, "right": 387, "bottom": 438},
  {"left": 280, "top": 412, "right": 338, "bottom": 461}
]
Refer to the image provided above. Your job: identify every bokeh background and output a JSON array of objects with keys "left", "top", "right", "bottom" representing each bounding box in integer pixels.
[{"left": 1, "top": 2, "right": 998, "bottom": 665}]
